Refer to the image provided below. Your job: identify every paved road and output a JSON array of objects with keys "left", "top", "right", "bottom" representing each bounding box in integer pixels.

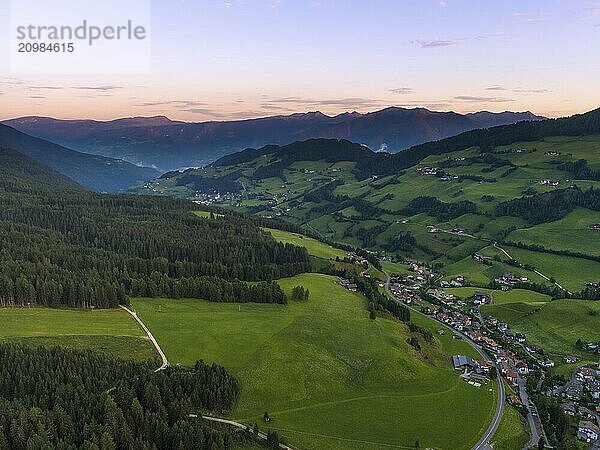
[
  {"left": 477, "top": 311, "right": 542, "bottom": 448},
  {"left": 383, "top": 272, "right": 505, "bottom": 450},
  {"left": 517, "top": 377, "right": 541, "bottom": 448},
  {"left": 196, "top": 415, "right": 296, "bottom": 450},
  {"left": 120, "top": 305, "right": 169, "bottom": 372}
]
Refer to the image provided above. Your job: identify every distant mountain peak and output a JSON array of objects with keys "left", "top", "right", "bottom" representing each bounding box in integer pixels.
[{"left": 3, "top": 107, "right": 547, "bottom": 172}]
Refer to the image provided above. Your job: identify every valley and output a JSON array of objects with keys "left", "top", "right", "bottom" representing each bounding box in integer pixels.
[{"left": 0, "top": 108, "right": 598, "bottom": 450}]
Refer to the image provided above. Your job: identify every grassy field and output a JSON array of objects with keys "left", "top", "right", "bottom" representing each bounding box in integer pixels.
[
  {"left": 132, "top": 273, "right": 496, "bottom": 450},
  {"left": 500, "top": 246, "right": 600, "bottom": 292},
  {"left": 262, "top": 227, "right": 347, "bottom": 260},
  {"left": 491, "top": 405, "right": 530, "bottom": 450},
  {"left": 0, "top": 307, "right": 156, "bottom": 362},
  {"left": 507, "top": 208, "right": 600, "bottom": 257},
  {"left": 447, "top": 287, "right": 551, "bottom": 305},
  {"left": 482, "top": 299, "right": 600, "bottom": 358}
]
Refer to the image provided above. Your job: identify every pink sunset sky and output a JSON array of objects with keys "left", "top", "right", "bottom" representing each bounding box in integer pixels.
[{"left": 0, "top": 0, "right": 599, "bottom": 121}]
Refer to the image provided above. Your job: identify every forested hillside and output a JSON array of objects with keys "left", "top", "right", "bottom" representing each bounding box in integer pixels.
[
  {"left": 0, "top": 344, "right": 241, "bottom": 449},
  {"left": 0, "top": 149, "right": 310, "bottom": 308}
]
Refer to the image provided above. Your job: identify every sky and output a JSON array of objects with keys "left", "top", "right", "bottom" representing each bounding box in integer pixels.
[{"left": 0, "top": 0, "right": 599, "bottom": 121}]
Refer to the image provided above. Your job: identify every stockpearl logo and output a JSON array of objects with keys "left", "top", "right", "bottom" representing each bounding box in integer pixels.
[{"left": 9, "top": 0, "right": 151, "bottom": 74}]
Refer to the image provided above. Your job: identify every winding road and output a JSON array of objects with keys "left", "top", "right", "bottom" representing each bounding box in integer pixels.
[
  {"left": 120, "top": 305, "right": 169, "bottom": 372},
  {"left": 383, "top": 272, "right": 505, "bottom": 450}
]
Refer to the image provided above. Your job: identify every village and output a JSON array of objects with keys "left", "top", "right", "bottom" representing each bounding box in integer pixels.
[{"left": 378, "top": 262, "right": 600, "bottom": 448}]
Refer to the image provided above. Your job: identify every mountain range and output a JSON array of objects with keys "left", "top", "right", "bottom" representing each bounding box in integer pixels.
[{"left": 3, "top": 108, "right": 544, "bottom": 172}]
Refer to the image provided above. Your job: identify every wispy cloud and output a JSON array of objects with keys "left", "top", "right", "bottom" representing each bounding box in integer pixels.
[
  {"left": 485, "top": 86, "right": 550, "bottom": 94},
  {"left": 135, "top": 100, "right": 208, "bottom": 108},
  {"left": 71, "top": 85, "right": 122, "bottom": 91},
  {"left": 453, "top": 95, "right": 514, "bottom": 103},
  {"left": 389, "top": 87, "right": 414, "bottom": 95},
  {"left": 411, "top": 39, "right": 459, "bottom": 48},
  {"left": 511, "top": 12, "right": 548, "bottom": 23},
  {"left": 260, "top": 96, "right": 387, "bottom": 109},
  {"left": 28, "top": 85, "right": 63, "bottom": 90}
]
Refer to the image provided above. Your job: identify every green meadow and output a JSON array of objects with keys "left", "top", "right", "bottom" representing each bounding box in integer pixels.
[
  {"left": 507, "top": 208, "right": 600, "bottom": 257},
  {"left": 0, "top": 307, "right": 156, "bottom": 362},
  {"left": 447, "top": 287, "right": 551, "bottom": 305},
  {"left": 491, "top": 405, "right": 530, "bottom": 450},
  {"left": 500, "top": 246, "right": 600, "bottom": 292},
  {"left": 132, "top": 273, "right": 496, "bottom": 450},
  {"left": 261, "top": 227, "right": 348, "bottom": 260},
  {"left": 482, "top": 299, "right": 600, "bottom": 357}
]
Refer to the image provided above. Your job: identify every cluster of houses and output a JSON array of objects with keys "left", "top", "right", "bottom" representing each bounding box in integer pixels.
[
  {"left": 416, "top": 166, "right": 459, "bottom": 182},
  {"left": 422, "top": 305, "right": 472, "bottom": 332},
  {"left": 496, "top": 351, "right": 532, "bottom": 386},
  {"left": 553, "top": 366, "right": 600, "bottom": 443},
  {"left": 338, "top": 278, "right": 358, "bottom": 292},
  {"left": 560, "top": 367, "right": 600, "bottom": 402},
  {"left": 539, "top": 179, "right": 560, "bottom": 186},
  {"left": 440, "top": 275, "right": 465, "bottom": 288},
  {"left": 389, "top": 283, "right": 420, "bottom": 304},
  {"left": 192, "top": 191, "right": 240, "bottom": 206},
  {"left": 347, "top": 252, "right": 369, "bottom": 266},
  {"left": 590, "top": 224, "right": 600, "bottom": 231},
  {"left": 494, "top": 272, "right": 529, "bottom": 290}
]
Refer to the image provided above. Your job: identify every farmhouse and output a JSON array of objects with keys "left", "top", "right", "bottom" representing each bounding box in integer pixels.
[
  {"left": 577, "top": 420, "right": 599, "bottom": 443},
  {"left": 452, "top": 355, "right": 478, "bottom": 371},
  {"left": 539, "top": 179, "right": 560, "bottom": 186},
  {"left": 473, "top": 292, "right": 492, "bottom": 305},
  {"left": 505, "top": 370, "right": 519, "bottom": 385}
]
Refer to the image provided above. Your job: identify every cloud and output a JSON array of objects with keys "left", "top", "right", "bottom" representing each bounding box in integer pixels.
[
  {"left": 134, "top": 100, "right": 208, "bottom": 108},
  {"left": 71, "top": 85, "right": 122, "bottom": 91},
  {"left": 485, "top": 86, "right": 550, "bottom": 94},
  {"left": 453, "top": 96, "right": 514, "bottom": 103},
  {"left": 411, "top": 39, "right": 459, "bottom": 48},
  {"left": 0, "top": 78, "right": 26, "bottom": 87},
  {"left": 28, "top": 85, "right": 64, "bottom": 90},
  {"left": 261, "top": 96, "right": 388, "bottom": 110},
  {"left": 511, "top": 12, "right": 548, "bottom": 23},
  {"left": 389, "top": 87, "right": 414, "bottom": 95}
]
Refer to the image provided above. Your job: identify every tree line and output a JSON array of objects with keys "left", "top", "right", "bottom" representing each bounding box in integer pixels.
[{"left": 496, "top": 186, "right": 599, "bottom": 224}]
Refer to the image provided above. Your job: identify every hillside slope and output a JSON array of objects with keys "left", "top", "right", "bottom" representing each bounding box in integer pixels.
[
  {"left": 0, "top": 123, "right": 159, "bottom": 192},
  {"left": 141, "top": 110, "right": 600, "bottom": 293}
]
